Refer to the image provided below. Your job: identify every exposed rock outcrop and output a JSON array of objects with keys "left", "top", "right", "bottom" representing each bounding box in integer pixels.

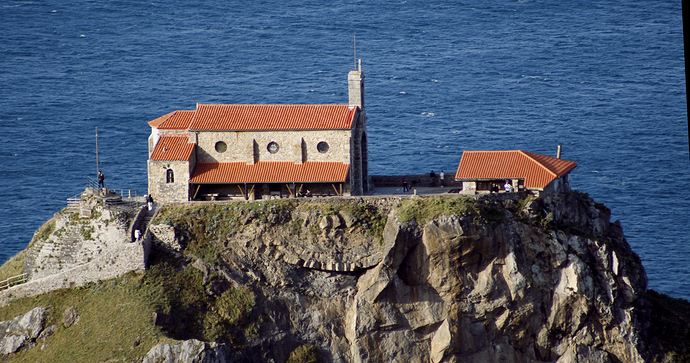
[
  {"left": 148, "top": 192, "right": 649, "bottom": 362},
  {"left": 142, "top": 339, "right": 232, "bottom": 363},
  {"left": 63, "top": 306, "right": 79, "bottom": 328},
  {"left": 0, "top": 306, "right": 56, "bottom": 356}
]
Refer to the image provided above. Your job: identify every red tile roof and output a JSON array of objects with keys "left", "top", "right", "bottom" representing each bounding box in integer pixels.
[
  {"left": 189, "top": 104, "right": 358, "bottom": 131},
  {"left": 454, "top": 150, "right": 577, "bottom": 189},
  {"left": 150, "top": 135, "right": 195, "bottom": 161},
  {"left": 148, "top": 111, "right": 175, "bottom": 128},
  {"left": 189, "top": 161, "right": 350, "bottom": 184},
  {"left": 148, "top": 110, "right": 195, "bottom": 130}
]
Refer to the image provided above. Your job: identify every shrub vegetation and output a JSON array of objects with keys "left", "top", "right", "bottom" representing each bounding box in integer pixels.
[{"left": 287, "top": 343, "right": 322, "bottom": 363}]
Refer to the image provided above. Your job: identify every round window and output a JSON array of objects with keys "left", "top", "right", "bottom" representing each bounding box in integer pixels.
[
  {"left": 317, "top": 141, "right": 329, "bottom": 153},
  {"left": 267, "top": 141, "right": 279, "bottom": 154},
  {"left": 215, "top": 141, "right": 227, "bottom": 153}
]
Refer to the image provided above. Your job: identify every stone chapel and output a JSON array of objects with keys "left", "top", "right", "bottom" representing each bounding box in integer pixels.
[{"left": 147, "top": 63, "right": 369, "bottom": 203}]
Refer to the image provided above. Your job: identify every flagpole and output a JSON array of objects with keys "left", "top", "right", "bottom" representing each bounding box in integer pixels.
[{"left": 96, "top": 127, "right": 100, "bottom": 176}]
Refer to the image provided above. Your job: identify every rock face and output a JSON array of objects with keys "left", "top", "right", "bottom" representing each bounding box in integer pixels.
[
  {"left": 149, "top": 192, "right": 649, "bottom": 362},
  {"left": 142, "top": 339, "right": 232, "bottom": 363},
  {"left": 0, "top": 306, "right": 56, "bottom": 356}
]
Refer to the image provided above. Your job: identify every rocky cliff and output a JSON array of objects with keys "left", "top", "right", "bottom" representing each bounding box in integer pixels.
[
  {"left": 1, "top": 191, "right": 688, "bottom": 362},
  {"left": 144, "top": 192, "right": 652, "bottom": 362}
]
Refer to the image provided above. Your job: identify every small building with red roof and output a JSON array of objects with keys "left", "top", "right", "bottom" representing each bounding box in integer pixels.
[
  {"left": 147, "top": 64, "right": 369, "bottom": 202},
  {"left": 454, "top": 150, "right": 577, "bottom": 196}
]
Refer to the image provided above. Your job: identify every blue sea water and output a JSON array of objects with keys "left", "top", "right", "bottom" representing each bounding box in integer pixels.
[{"left": 1, "top": 1, "right": 687, "bottom": 299}]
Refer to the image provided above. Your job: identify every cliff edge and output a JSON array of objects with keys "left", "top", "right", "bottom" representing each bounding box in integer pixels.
[{"left": 0, "top": 191, "right": 687, "bottom": 362}]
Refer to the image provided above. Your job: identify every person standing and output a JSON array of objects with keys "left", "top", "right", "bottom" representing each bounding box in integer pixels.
[
  {"left": 146, "top": 194, "right": 154, "bottom": 211},
  {"left": 429, "top": 170, "right": 436, "bottom": 187},
  {"left": 98, "top": 171, "right": 105, "bottom": 189},
  {"left": 439, "top": 170, "right": 445, "bottom": 187},
  {"left": 504, "top": 180, "right": 513, "bottom": 193},
  {"left": 402, "top": 178, "right": 409, "bottom": 192}
]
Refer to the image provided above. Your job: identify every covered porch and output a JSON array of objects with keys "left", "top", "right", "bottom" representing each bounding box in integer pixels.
[
  {"left": 188, "top": 161, "right": 350, "bottom": 201},
  {"left": 190, "top": 181, "right": 347, "bottom": 201},
  {"left": 458, "top": 179, "right": 525, "bottom": 194}
]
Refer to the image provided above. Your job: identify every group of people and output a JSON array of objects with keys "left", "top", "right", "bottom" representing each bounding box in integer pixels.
[
  {"left": 400, "top": 170, "right": 446, "bottom": 192},
  {"left": 428, "top": 170, "right": 445, "bottom": 187},
  {"left": 297, "top": 190, "right": 313, "bottom": 197},
  {"left": 489, "top": 181, "right": 514, "bottom": 193},
  {"left": 402, "top": 174, "right": 516, "bottom": 194}
]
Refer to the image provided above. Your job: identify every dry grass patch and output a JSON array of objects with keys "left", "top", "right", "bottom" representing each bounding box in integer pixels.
[{"left": 1, "top": 273, "right": 177, "bottom": 363}]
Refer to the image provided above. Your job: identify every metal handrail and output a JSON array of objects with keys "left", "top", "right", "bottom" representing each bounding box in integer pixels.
[
  {"left": 88, "top": 175, "right": 142, "bottom": 198},
  {"left": 0, "top": 274, "right": 28, "bottom": 291},
  {"left": 116, "top": 189, "right": 141, "bottom": 199},
  {"left": 67, "top": 194, "right": 81, "bottom": 206},
  {"left": 87, "top": 176, "right": 99, "bottom": 190}
]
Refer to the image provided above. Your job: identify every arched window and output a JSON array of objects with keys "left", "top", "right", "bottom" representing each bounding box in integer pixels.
[{"left": 166, "top": 169, "right": 174, "bottom": 183}]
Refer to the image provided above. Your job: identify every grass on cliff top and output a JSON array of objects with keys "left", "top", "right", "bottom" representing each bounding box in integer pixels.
[
  {"left": 154, "top": 199, "right": 388, "bottom": 257},
  {"left": 155, "top": 199, "right": 299, "bottom": 226},
  {"left": 395, "top": 195, "right": 504, "bottom": 226},
  {"left": 0, "top": 272, "right": 178, "bottom": 363},
  {"left": 153, "top": 200, "right": 300, "bottom": 263}
]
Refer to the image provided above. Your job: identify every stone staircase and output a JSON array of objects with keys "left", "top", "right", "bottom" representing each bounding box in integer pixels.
[
  {"left": 133, "top": 205, "right": 160, "bottom": 242},
  {"left": 25, "top": 231, "right": 85, "bottom": 279}
]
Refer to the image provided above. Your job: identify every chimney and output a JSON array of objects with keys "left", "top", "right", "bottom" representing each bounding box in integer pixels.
[
  {"left": 557, "top": 145, "right": 562, "bottom": 159},
  {"left": 348, "top": 59, "right": 364, "bottom": 110}
]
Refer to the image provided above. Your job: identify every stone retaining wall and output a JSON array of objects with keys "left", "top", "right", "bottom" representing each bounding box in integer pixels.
[
  {"left": 370, "top": 174, "right": 463, "bottom": 188},
  {"left": 0, "top": 240, "right": 147, "bottom": 306}
]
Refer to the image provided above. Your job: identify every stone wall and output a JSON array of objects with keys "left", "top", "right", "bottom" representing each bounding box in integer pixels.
[
  {"left": 0, "top": 240, "right": 147, "bottom": 306},
  {"left": 195, "top": 130, "right": 354, "bottom": 164},
  {"left": 148, "top": 158, "right": 193, "bottom": 203},
  {"left": 371, "top": 174, "right": 463, "bottom": 188}
]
